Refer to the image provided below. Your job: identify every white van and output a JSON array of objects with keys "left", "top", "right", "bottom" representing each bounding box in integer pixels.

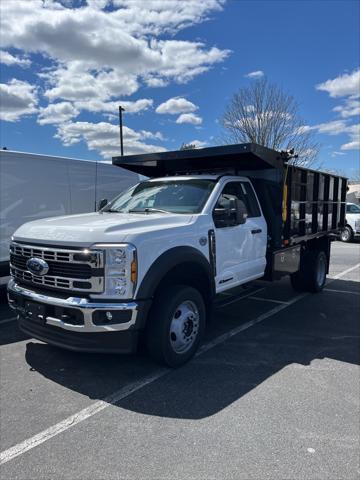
[{"left": 0, "top": 150, "right": 139, "bottom": 285}]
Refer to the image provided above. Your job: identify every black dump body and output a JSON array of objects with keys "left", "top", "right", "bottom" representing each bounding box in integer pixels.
[{"left": 113, "top": 143, "right": 347, "bottom": 250}]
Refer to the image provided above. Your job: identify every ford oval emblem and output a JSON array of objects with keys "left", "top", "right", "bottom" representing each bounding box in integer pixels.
[{"left": 26, "top": 258, "right": 49, "bottom": 276}]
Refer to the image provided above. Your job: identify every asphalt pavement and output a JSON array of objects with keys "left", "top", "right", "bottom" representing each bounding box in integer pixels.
[{"left": 0, "top": 241, "right": 359, "bottom": 479}]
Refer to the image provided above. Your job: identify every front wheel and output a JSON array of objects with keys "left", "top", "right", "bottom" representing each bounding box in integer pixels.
[
  {"left": 146, "top": 285, "right": 206, "bottom": 367},
  {"left": 340, "top": 226, "right": 353, "bottom": 243}
]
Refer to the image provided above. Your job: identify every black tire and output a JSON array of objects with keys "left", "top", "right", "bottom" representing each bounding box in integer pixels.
[
  {"left": 146, "top": 285, "right": 206, "bottom": 367},
  {"left": 290, "top": 250, "right": 327, "bottom": 293},
  {"left": 290, "top": 270, "right": 306, "bottom": 292},
  {"left": 340, "top": 226, "right": 354, "bottom": 243}
]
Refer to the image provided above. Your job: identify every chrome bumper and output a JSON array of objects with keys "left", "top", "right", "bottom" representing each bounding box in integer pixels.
[{"left": 7, "top": 279, "right": 138, "bottom": 333}]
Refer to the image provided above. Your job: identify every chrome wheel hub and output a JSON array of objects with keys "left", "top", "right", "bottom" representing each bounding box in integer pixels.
[
  {"left": 169, "top": 300, "right": 199, "bottom": 354},
  {"left": 341, "top": 229, "right": 350, "bottom": 241}
]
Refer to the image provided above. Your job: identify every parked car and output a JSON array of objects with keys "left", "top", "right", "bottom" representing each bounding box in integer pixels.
[
  {"left": 7, "top": 143, "right": 347, "bottom": 367},
  {"left": 340, "top": 203, "right": 360, "bottom": 242}
]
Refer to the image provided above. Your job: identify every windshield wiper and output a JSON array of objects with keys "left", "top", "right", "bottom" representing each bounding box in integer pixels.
[{"left": 128, "top": 208, "right": 170, "bottom": 214}]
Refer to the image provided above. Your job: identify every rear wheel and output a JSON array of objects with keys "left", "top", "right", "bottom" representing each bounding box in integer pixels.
[
  {"left": 290, "top": 250, "right": 327, "bottom": 293},
  {"left": 146, "top": 285, "right": 206, "bottom": 367},
  {"left": 340, "top": 226, "right": 353, "bottom": 243}
]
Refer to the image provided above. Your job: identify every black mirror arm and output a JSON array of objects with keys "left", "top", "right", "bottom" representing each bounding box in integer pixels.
[{"left": 98, "top": 198, "right": 108, "bottom": 211}]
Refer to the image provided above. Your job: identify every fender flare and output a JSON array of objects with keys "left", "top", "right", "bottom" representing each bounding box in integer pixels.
[{"left": 135, "top": 246, "right": 215, "bottom": 300}]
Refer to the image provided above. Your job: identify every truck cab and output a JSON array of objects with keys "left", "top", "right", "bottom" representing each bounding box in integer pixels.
[{"left": 7, "top": 143, "right": 347, "bottom": 367}]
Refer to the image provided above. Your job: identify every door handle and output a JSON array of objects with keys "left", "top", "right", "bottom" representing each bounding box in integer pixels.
[{"left": 251, "top": 229, "right": 262, "bottom": 234}]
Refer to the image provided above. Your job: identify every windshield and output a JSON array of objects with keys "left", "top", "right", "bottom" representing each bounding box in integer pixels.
[
  {"left": 104, "top": 179, "right": 216, "bottom": 214},
  {"left": 347, "top": 204, "right": 360, "bottom": 213}
]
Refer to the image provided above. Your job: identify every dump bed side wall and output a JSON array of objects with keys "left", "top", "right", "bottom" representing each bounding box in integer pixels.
[
  {"left": 285, "top": 166, "right": 347, "bottom": 243},
  {"left": 248, "top": 166, "right": 347, "bottom": 250}
]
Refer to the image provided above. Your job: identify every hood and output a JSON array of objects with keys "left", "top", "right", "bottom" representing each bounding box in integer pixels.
[{"left": 13, "top": 212, "right": 194, "bottom": 247}]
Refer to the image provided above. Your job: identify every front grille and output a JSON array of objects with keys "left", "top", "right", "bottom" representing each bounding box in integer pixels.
[
  {"left": 10, "top": 254, "right": 92, "bottom": 278},
  {"left": 10, "top": 242, "right": 104, "bottom": 293}
]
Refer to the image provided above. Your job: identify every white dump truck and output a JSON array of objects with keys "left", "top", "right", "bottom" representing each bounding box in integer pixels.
[{"left": 7, "top": 144, "right": 347, "bottom": 366}]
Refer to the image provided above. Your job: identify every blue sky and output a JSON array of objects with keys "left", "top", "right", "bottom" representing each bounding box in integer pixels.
[{"left": 0, "top": 0, "right": 359, "bottom": 176}]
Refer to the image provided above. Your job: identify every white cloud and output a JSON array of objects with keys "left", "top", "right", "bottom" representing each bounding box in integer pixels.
[
  {"left": 311, "top": 120, "right": 348, "bottom": 135},
  {"left": 74, "top": 98, "right": 153, "bottom": 115},
  {"left": 42, "top": 65, "right": 140, "bottom": 102},
  {"left": 340, "top": 124, "right": 360, "bottom": 151},
  {"left": 316, "top": 69, "right": 360, "bottom": 98},
  {"left": 333, "top": 99, "right": 360, "bottom": 118},
  {"left": 188, "top": 140, "right": 207, "bottom": 148},
  {"left": 245, "top": 70, "right": 264, "bottom": 79},
  {"left": 309, "top": 120, "right": 360, "bottom": 151},
  {"left": 144, "top": 77, "right": 168, "bottom": 88},
  {"left": 315, "top": 69, "right": 360, "bottom": 152},
  {"left": 110, "top": 0, "right": 225, "bottom": 36},
  {"left": 156, "top": 97, "right": 198, "bottom": 115},
  {"left": 176, "top": 113, "right": 203, "bottom": 125},
  {"left": 0, "top": 0, "right": 229, "bottom": 155},
  {"left": 0, "top": 50, "right": 31, "bottom": 67},
  {"left": 38, "top": 102, "right": 79, "bottom": 125},
  {"left": 55, "top": 121, "right": 166, "bottom": 158},
  {"left": 0, "top": 0, "right": 229, "bottom": 104},
  {"left": 341, "top": 141, "right": 360, "bottom": 150},
  {"left": 0, "top": 79, "right": 38, "bottom": 121}
]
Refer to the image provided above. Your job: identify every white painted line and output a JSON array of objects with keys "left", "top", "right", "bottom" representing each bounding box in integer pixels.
[
  {"left": 0, "top": 368, "right": 169, "bottom": 466},
  {"left": 216, "top": 287, "right": 265, "bottom": 307},
  {"left": 248, "top": 296, "right": 289, "bottom": 305},
  {"left": 328, "top": 262, "right": 360, "bottom": 280},
  {"left": 324, "top": 288, "right": 360, "bottom": 295},
  {"left": 0, "top": 316, "right": 17, "bottom": 325},
  {"left": 198, "top": 292, "right": 308, "bottom": 356},
  {"left": 0, "top": 262, "right": 357, "bottom": 466}
]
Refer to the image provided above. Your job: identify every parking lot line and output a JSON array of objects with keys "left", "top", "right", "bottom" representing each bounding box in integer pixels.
[
  {"left": 324, "top": 288, "right": 360, "bottom": 295},
  {"left": 0, "top": 291, "right": 305, "bottom": 466},
  {"left": 248, "top": 296, "right": 289, "bottom": 305},
  {"left": 328, "top": 262, "right": 360, "bottom": 280},
  {"left": 0, "top": 317, "right": 17, "bottom": 325},
  {"left": 215, "top": 287, "right": 265, "bottom": 307},
  {"left": 1, "top": 262, "right": 359, "bottom": 467}
]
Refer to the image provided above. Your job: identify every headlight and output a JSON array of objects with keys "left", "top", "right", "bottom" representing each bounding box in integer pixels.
[{"left": 94, "top": 243, "right": 137, "bottom": 298}]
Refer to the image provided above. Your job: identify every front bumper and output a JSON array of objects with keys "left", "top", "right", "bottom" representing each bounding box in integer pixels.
[{"left": 7, "top": 279, "right": 150, "bottom": 353}]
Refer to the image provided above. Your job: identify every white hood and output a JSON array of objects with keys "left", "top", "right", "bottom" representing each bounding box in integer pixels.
[{"left": 13, "top": 212, "right": 194, "bottom": 247}]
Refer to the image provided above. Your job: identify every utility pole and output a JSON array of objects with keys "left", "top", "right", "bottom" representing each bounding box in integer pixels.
[{"left": 118, "top": 105, "right": 125, "bottom": 156}]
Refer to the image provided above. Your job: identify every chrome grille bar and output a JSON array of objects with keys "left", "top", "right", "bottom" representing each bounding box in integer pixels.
[
  {"left": 9, "top": 242, "right": 104, "bottom": 293},
  {"left": 10, "top": 242, "right": 103, "bottom": 268}
]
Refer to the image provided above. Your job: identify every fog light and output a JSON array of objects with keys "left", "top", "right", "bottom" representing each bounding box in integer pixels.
[{"left": 106, "top": 311, "right": 113, "bottom": 321}]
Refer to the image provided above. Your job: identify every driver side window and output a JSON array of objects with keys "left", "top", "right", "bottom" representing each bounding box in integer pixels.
[{"left": 213, "top": 182, "right": 248, "bottom": 228}]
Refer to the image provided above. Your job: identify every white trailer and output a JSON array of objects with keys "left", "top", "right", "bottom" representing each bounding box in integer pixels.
[{"left": 0, "top": 150, "right": 139, "bottom": 285}]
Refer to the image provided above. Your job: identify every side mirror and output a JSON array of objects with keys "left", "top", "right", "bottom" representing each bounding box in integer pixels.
[
  {"left": 235, "top": 199, "right": 248, "bottom": 224},
  {"left": 98, "top": 198, "right": 108, "bottom": 211}
]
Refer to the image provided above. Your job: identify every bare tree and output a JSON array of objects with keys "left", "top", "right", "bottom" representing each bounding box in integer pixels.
[
  {"left": 180, "top": 143, "right": 197, "bottom": 150},
  {"left": 220, "top": 78, "right": 319, "bottom": 166}
]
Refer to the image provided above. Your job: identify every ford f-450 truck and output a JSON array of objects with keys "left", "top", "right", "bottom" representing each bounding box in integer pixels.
[{"left": 7, "top": 144, "right": 347, "bottom": 367}]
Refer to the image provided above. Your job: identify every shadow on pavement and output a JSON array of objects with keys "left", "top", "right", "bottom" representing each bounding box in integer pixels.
[{"left": 24, "top": 278, "right": 360, "bottom": 419}]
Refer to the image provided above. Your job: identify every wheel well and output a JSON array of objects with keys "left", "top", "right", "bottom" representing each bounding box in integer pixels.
[
  {"left": 153, "top": 262, "right": 213, "bottom": 311},
  {"left": 301, "top": 236, "right": 331, "bottom": 272}
]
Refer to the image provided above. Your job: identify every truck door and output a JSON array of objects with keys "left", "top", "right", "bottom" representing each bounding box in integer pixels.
[{"left": 213, "top": 181, "right": 267, "bottom": 292}]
